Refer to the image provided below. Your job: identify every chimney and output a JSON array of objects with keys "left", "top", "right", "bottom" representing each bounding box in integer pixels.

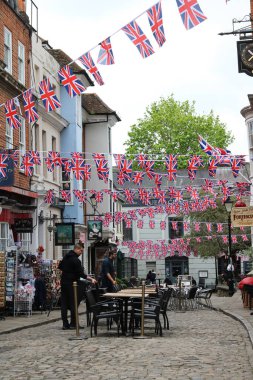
[{"left": 17, "top": 0, "right": 26, "bottom": 13}]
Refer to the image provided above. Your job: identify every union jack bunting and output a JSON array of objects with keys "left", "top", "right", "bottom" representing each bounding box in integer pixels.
[
  {"left": 230, "top": 158, "right": 242, "bottom": 178},
  {"left": 95, "top": 159, "right": 109, "bottom": 183},
  {"left": 147, "top": 2, "right": 166, "bottom": 47},
  {"left": 0, "top": 154, "right": 8, "bottom": 178},
  {"left": 122, "top": 20, "right": 154, "bottom": 59},
  {"left": 137, "top": 220, "right": 144, "bottom": 230},
  {"left": 132, "top": 171, "right": 145, "bottom": 186},
  {"left": 45, "top": 152, "right": 63, "bottom": 172},
  {"left": 172, "top": 221, "right": 178, "bottom": 231},
  {"left": 10, "top": 150, "right": 19, "bottom": 168},
  {"left": 60, "top": 190, "right": 71, "bottom": 203},
  {"left": 208, "top": 158, "right": 218, "bottom": 177},
  {"left": 44, "top": 189, "right": 55, "bottom": 204},
  {"left": 39, "top": 78, "right": 61, "bottom": 112},
  {"left": 114, "top": 154, "right": 125, "bottom": 169},
  {"left": 176, "top": 0, "right": 207, "bottom": 30},
  {"left": 92, "top": 153, "right": 106, "bottom": 162},
  {"left": 120, "top": 158, "right": 132, "bottom": 182},
  {"left": 194, "top": 222, "right": 200, "bottom": 232},
  {"left": 79, "top": 52, "right": 104, "bottom": 86},
  {"left": 97, "top": 37, "right": 115, "bottom": 65},
  {"left": 154, "top": 173, "right": 162, "bottom": 187},
  {"left": 124, "top": 189, "right": 135, "bottom": 204},
  {"left": 217, "top": 223, "right": 223, "bottom": 233},
  {"left": 198, "top": 135, "right": 216, "bottom": 156},
  {"left": 242, "top": 235, "right": 248, "bottom": 242},
  {"left": 187, "top": 155, "right": 203, "bottom": 180},
  {"left": 20, "top": 154, "right": 35, "bottom": 176},
  {"left": 22, "top": 89, "right": 39, "bottom": 123},
  {"left": 71, "top": 157, "right": 91, "bottom": 181},
  {"left": 136, "top": 153, "right": 148, "bottom": 169},
  {"left": 160, "top": 221, "right": 166, "bottom": 230},
  {"left": 27, "top": 151, "right": 41, "bottom": 165},
  {"left": 95, "top": 191, "right": 103, "bottom": 203},
  {"left": 232, "top": 235, "right": 237, "bottom": 244},
  {"left": 117, "top": 170, "right": 126, "bottom": 185},
  {"left": 73, "top": 190, "right": 87, "bottom": 202},
  {"left": 149, "top": 220, "right": 155, "bottom": 229},
  {"left": 5, "top": 99, "right": 21, "bottom": 129},
  {"left": 145, "top": 160, "right": 155, "bottom": 180},
  {"left": 165, "top": 155, "right": 177, "bottom": 181},
  {"left": 58, "top": 66, "right": 86, "bottom": 97},
  {"left": 112, "top": 192, "right": 118, "bottom": 202},
  {"left": 206, "top": 223, "right": 212, "bottom": 232}
]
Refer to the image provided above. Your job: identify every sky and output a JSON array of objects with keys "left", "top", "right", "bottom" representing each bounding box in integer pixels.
[{"left": 32, "top": 0, "right": 252, "bottom": 158}]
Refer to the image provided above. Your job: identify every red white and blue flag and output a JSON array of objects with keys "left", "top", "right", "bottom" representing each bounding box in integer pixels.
[
  {"left": 58, "top": 66, "right": 86, "bottom": 97},
  {"left": 230, "top": 158, "right": 242, "bottom": 178},
  {"left": 39, "top": 78, "right": 61, "bottom": 112},
  {"left": 27, "top": 151, "right": 41, "bottom": 166},
  {"left": 97, "top": 37, "right": 115, "bottom": 65},
  {"left": 0, "top": 154, "right": 8, "bottom": 178},
  {"left": 45, "top": 151, "right": 62, "bottom": 172},
  {"left": 71, "top": 156, "right": 91, "bottom": 181},
  {"left": 165, "top": 155, "right": 177, "bottom": 181},
  {"left": 20, "top": 154, "right": 34, "bottom": 176},
  {"left": 176, "top": 0, "right": 207, "bottom": 30},
  {"left": 136, "top": 153, "right": 147, "bottom": 169},
  {"left": 147, "top": 2, "right": 166, "bottom": 47},
  {"left": 73, "top": 190, "right": 87, "bottom": 202},
  {"left": 22, "top": 89, "right": 39, "bottom": 123},
  {"left": 44, "top": 189, "right": 55, "bottom": 204},
  {"left": 95, "top": 159, "right": 109, "bottom": 183},
  {"left": 122, "top": 20, "right": 154, "bottom": 58},
  {"left": 5, "top": 99, "right": 21, "bottom": 129},
  {"left": 198, "top": 135, "right": 216, "bottom": 156},
  {"left": 79, "top": 52, "right": 104, "bottom": 86},
  {"left": 132, "top": 171, "right": 145, "bottom": 186},
  {"left": 60, "top": 190, "right": 71, "bottom": 203}
]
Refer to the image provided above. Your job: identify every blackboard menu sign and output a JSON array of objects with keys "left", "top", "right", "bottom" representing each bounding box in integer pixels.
[{"left": 14, "top": 218, "right": 33, "bottom": 233}]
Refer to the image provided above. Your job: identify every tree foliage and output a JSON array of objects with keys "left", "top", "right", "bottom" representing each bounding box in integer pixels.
[{"left": 124, "top": 95, "right": 234, "bottom": 168}]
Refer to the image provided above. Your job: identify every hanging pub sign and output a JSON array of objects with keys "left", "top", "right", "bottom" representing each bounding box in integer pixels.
[
  {"left": 14, "top": 218, "right": 33, "bottom": 233},
  {"left": 55, "top": 223, "right": 75, "bottom": 246},
  {"left": 231, "top": 206, "right": 253, "bottom": 227},
  {"left": 87, "top": 220, "right": 102, "bottom": 240},
  {"left": 0, "top": 151, "right": 14, "bottom": 187}
]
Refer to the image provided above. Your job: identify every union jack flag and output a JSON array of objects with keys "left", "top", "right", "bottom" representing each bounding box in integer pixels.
[
  {"left": 136, "top": 153, "right": 148, "bottom": 169},
  {"left": 117, "top": 170, "right": 126, "bottom": 185},
  {"left": 20, "top": 154, "right": 34, "bottom": 176},
  {"left": 174, "top": 190, "right": 183, "bottom": 202},
  {"left": 230, "top": 158, "right": 242, "bottom": 178},
  {"left": 145, "top": 160, "right": 155, "bottom": 180},
  {"left": 206, "top": 223, "right": 212, "bottom": 233},
  {"left": 27, "top": 151, "right": 41, "bottom": 166},
  {"left": 122, "top": 20, "right": 154, "bottom": 59},
  {"left": 147, "top": 2, "right": 166, "bottom": 47},
  {"left": 154, "top": 173, "right": 162, "bottom": 187},
  {"left": 232, "top": 235, "right": 237, "bottom": 244},
  {"left": 92, "top": 153, "right": 106, "bottom": 163},
  {"left": 137, "top": 220, "right": 144, "bottom": 229},
  {"left": 60, "top": 190, "right": 71, "bottom": 203},
  {"left": 114, "top": 154, "right": 125, "bottom": 169},
  {"left": 160, "top": 221, "right": 166, "bottom": 230},
  {"left": 149, "top": 220, "right": 155, "bottom": 229},
  {"left": 165, "top": 155, "right": 177, "bottom": 181},
  {"left": 194, "top": 222, "right": 200, "bottom": 232},
  {"left": 188, "top": 155, "right": 203, "bottom": 180},
  {"left": 95, "top": 191, "right": 104, "bottom": 203},
  {"left": 198, "top": 135, "right": 216, "bottom": 155},
  {"left": 71, "top": 157, "right": 91, "bottom": 181},
  {"left": 45, "top": 152, "right": 62, "bottom": 172},
  {"left": 97, "top": 37, "right": 115, "bottom": 65},
  {"left": 124, "top": 190, "right": 134, "bottom": 204},
  {"left": 22, "top": 89, "right": 39, "bottom": 123},
  {"left": 39, "top": 78, "right": 61, "bottom": 112},
  {"left": 217, "top": 223, "right": 223, "bottom": 233},
  {"left": 58, "top": 66, "right": 86, "bottom": 97},
  {"left": 79, "top": 52, "right": 104, "bottom": 86},
  {"left": 73, "top": 190, "right": 87, "bottom": 202},
  {"left": 176, "top": 0, "right": 207, "bottom": 30},
  {"left": 208, "top": 158, "right": 218, "bottom": 177},
  {"left": 10, "top": 150, "right": 19, "bottom": 168},
  {"left": 183, "top": 221, "right": 190, "bottom": 231},
  {"left": 0, "top": 154, "right": 8, "bottom": 178},
  {"left": 95, "top": 159, "right": 109, "bottom": 183},
  {"left": 44, "top": 189, "right": 55, "bottom": 204},
  {"left": 112, "top": 192, "right": 118, "bottom": 202},
  {"left": 242, "top": 235, "right": 248, "bottom": 242},
  {"left": 190, "top": 188, "right": 199, "bottom": 200},
  {"left": 172, "top": 221, "right": 178, "bottom": 231},
  {"left": 132, "top": 171, "right": 145, "bottom": 186},
  {"left": 120, "top": 158, "right": 132, "bottom": 182},
  {"left": 5, "top": 99, "right": 21, "bottom": 129}
]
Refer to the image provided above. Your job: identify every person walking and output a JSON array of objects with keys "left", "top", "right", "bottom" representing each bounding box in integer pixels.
[
  {"left": 100, "top": 250, "right": 117, "bottom": 292},
  {"left": 58, "top": 243, "right": 96, "bottom": 330}
]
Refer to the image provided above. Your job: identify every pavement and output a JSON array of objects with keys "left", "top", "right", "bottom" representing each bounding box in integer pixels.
[{"left": 1, "top": 290, "right": 253, "bottom": 344}]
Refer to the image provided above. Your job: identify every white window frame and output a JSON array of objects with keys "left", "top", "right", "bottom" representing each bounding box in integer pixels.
[
  {"left": 19, "top": 116, "right": 26, "bottom": 169},
  {"left": 0, "top": 223, "right": 9, "bottom": 251},
  {"left": 18, "top": 41, "right": 25, "bottom": 85},
  {"left": 61, "top": 169, "right": 73, "bottom": 205},
  {"left": 18, "top": 233, "right": 31, "bottom": 252},
  {"left": 4, "top": 27, "right": 12, "bottom": 74},
  {"left": 6, "top": 120, "right": 13, "bottom": 149}
]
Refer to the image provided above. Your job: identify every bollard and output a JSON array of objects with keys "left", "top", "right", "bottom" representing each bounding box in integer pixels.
[
  {"left": 68, "top": 281, "right": 88, "bottom": 341},
  {"left": 134, "top": 281, "right": 150, "bottom": 339}
]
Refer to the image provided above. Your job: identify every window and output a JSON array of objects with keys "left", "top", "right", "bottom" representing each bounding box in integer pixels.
[
  {"left": 18, "top": 233, "right": 31, "bottom": 252},
  {"left": 18, "top": 42, "right": 25, "bottom": 85},
  {"left": 0, "top": 223, "right": 9, "bottom": 251},
  {"left": 6, "top": 120, "right": 13, "bottom": 149},
  {"left": 123, "top": 220, "right": 133, "bottom": 241},
  {"left": 62, "top": 168, "right": 73, "bottom": 204},
  {"left": 169, "top": 217, "right": 184, "bottom": 240},
  {"left": 4, "top": 27, "right": 12, "bottom": 74},
  {"left": 19, "top": 117, "right": 26, "bottom": 168}
]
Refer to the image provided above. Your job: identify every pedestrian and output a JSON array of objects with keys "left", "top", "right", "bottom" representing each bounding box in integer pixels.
[
  {"left": 100, "top": 250, "right": 117, "bottom": 292},
  {"left": 146, "top": 270, "right": 152, "bottom": 284},
  {"left": 58, "top": 243, "right": 96, "bottom": 330},
  {"left": 150, "top": 269, "right": 156, "bottom": 284}
]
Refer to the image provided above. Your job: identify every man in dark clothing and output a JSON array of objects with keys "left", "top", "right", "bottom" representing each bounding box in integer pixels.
[
  {"left": 58, "top": 243, "right": 96, "bottom": 330},
  {"left": 101, "top": 251, "right": 117, "bottom": 292}
]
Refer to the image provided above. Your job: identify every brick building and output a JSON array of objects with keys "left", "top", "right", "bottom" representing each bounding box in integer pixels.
[{"left": 0, "top": 0, "right": 37, "bottom": 250}]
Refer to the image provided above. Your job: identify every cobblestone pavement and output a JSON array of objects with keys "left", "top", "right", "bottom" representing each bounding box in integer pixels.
[{"left": 1, "top": 308, "right": 253, "bottom": 380}]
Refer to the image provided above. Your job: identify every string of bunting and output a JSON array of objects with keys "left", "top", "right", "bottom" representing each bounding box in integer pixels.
[{"left": 0, "top": 1, "right": 207, "bottom": 124}]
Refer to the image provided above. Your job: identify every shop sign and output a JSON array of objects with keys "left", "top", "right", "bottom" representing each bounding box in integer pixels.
[
  {"left": 0, "top": 153, "right": 14, "bottom": 187},
  {"left": 14, "top": 218, "right": 33, "bottom": 233},
  {"left": 231, "top": 206, "right": 253, "bottom": 227},
  {"left": 55, "top": 223, "right": 75, "bottom": 246},
  {"left": 87, "top": 220, "right": 102, "bottom": 240}
]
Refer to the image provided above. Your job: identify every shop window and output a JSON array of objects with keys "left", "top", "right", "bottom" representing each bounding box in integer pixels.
[
  {"left": 6, "top": 119, "right": 13, "bottom": 149},
  {"left": 4, "top": 27, "right": 12, "bottom": 74},
  {"left": 18, "top": 42, "right": 25, "bottom": 85},
  {"left": 168, "top": 217, "right": 184, "bottom": 240},
  {"left": 0, "top": 223, "right": 9, "bottom": 251}
]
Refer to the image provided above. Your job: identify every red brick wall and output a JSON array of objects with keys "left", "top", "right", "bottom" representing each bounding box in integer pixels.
[{"left": 0, "top": 0, "right": 31, "bottom": 191}]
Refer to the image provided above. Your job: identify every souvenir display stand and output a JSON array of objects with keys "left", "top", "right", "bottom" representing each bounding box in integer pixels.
[{"left": 0, "top": 252, "right": 5, "bottom": 319}]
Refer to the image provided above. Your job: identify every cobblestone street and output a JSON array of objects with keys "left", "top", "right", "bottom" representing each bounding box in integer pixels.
[{"left": 1, "top": 308, "right": 253, "bottom": 380}]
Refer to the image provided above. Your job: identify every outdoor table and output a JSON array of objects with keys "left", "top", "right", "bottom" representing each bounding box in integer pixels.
[{"left": 103, "top": 291, "right": 149, "bottom": 335}]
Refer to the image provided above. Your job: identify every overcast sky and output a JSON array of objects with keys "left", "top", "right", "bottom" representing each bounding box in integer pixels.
[{"left": 33, "top": 0, "right": 251, "bottom": 158}]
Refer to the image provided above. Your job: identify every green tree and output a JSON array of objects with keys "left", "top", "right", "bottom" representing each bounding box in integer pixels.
[{"left": 124, "top": 95, "right": 234, "bottom": 168}]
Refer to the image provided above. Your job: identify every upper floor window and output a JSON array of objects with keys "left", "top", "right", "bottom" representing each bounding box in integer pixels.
[
  {"left": 18, "top": 42, "right": 25, "bottom": 85},
  {"left": 4, "top": 27, "right": 12, "bottom": 74},
  {"left": 123, "top": 220, "right": 133, "bottom": 241},
  {"left": 168, "top": 218, "right": 184, "bottom": 240},
  {"left": 6, "top": 120, "right": 13, "bottom": 149}
]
